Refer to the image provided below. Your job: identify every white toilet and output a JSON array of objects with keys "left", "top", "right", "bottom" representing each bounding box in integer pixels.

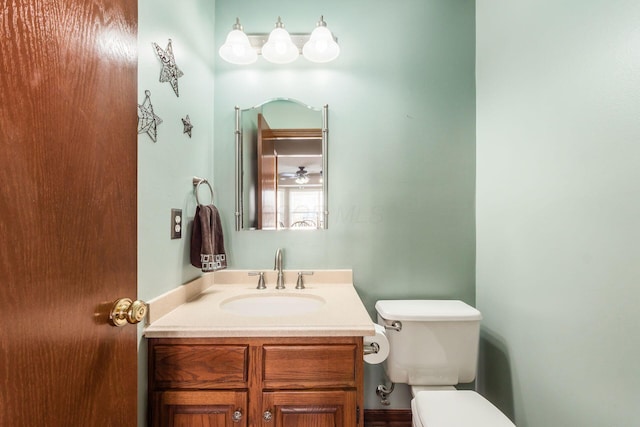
[{"left": 375, "top": 300, "right": 515, "bottom": 427}]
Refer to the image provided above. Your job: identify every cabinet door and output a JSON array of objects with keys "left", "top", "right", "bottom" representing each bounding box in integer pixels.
[
  {"left": 262, "top": 390, "right": 357, "bottom": 427},
  {"left": 155, "top": 390, "right": 247, "bottom": 427}
]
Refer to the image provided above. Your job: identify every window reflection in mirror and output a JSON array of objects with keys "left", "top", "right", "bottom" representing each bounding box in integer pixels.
[{"left": 235, "top": 99, "right": 328, "bottom": 230}]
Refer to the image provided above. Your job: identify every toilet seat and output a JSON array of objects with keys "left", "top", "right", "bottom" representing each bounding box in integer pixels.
[{"left": 411, "top": 390, "right": 515, "bottom": 427}]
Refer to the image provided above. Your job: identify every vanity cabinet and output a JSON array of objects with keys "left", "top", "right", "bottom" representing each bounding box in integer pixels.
[{"left": 148, "top": 336, "right": 364, "bottom": 427}]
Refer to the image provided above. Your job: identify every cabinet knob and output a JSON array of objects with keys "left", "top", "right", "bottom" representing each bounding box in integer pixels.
[
  {"left": 232, "top": 409, "right": 243, "bottom": 423},
  {"left": 263, "top": 410, "right": 273, "bottom": 422}
]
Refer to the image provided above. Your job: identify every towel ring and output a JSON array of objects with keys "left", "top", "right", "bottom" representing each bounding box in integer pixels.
[{"left": 193, "top": 176, "right": 214, "bottom": 205}]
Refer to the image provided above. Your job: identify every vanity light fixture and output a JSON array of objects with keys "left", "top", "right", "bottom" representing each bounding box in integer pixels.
[
  {"left": 261, "top": 17, "right": 299, "bottom": 64},
  {"left": 302, "top": 16, "right": 340, "bottom": 63},
  {"left": 218, "top": 18, "right": 258, "bottom": 65},
  {"left": 219, "top": 16, "right": 339, "bottom": 65}
]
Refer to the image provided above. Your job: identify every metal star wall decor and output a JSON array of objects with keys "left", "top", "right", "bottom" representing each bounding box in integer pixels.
[
  {"left": 182, "top": 115, "right": 193, "bottom": 138},
  {"left": 152, "top": 38, "right": 184, "bottom": 97},
  {"left": 137, "top": 90, "right": 163, "bottom": 142}
]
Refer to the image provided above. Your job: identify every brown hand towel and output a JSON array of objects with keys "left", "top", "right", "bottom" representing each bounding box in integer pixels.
[{"left": 190, "top": 204, "right": 227, "bottom": 272}]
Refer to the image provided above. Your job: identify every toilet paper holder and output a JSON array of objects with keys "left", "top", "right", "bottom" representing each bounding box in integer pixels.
[
  {"left": 364, "top": 323, "right": 391, "bottom": 365},
  {"left": 364, "top": 342, "right": 380, "bottom": 355}
]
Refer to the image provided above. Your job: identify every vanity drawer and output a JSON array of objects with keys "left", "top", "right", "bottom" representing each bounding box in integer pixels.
[
  {"left": 262, "top": 344, "right": 358, "bottom": 388},
  {"left": 151, "top": 343, "right": 248, "bottom": 389}
]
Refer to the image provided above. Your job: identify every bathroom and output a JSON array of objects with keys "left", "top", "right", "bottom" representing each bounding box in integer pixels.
[
  {"left": 1, "top": 0, "right": 637, "bottom": 426},
  {"left": 137, "top": 0, "right": 639, "bottom": 425}
]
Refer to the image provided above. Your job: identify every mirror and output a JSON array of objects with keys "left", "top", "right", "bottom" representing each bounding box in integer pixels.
[{"left": 235, "top": 99, "right": 328, "bottom": 231}]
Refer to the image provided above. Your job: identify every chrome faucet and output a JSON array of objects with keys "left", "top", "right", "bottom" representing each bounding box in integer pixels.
[{"left": 274, "top": 248, "right": 285, "bottom": 289}]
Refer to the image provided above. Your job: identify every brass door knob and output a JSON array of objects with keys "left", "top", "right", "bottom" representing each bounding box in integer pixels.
[{"left": 109, "top": 298, "right": 147, "bottom": 327}]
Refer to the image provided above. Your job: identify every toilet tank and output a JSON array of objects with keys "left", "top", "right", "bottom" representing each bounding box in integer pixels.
[{"left": 375, "top": 300, "right": 482, "bottom": 386}]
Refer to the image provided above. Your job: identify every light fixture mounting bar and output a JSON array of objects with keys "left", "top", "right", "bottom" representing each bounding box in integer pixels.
[{"left": 247, "top": 34, "right": 338, "bottom": 55}]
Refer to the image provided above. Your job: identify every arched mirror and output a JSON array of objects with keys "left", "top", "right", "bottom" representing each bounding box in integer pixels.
[{"left": 235, "top": 99, "right": 328, "bottom": 230}]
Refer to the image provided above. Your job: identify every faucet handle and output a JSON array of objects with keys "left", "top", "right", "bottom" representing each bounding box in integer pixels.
[
  {"left": 248, "top": 271, "right": 266, "bottom": 290},
  {"left": 296, "top": 271, "right": 314, "bottom": 289}
]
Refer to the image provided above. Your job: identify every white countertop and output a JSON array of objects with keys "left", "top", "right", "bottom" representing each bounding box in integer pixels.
[{"left": 144, "top": 270, "right": 376, "bottom": 338}]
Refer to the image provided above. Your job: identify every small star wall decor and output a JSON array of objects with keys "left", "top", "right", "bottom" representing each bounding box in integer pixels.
[
  {"left": 182, "top": 115, "right": 193, "bottom": 138},
  {"left": 137, "top": 90, "right": 163, "bottom": 142},
  {"left": 152, "top": 38, "right": 184, "bottom": 97}
]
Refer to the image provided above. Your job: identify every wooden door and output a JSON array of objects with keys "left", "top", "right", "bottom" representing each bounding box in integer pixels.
[
  {"left": 155, "top": 391, "right": 248, "bottom": 427},
  {"left": 257, "top": 114, "right": 277, "bottom": 229},
  {"left": 262, "top": 390, "right": 357, "bottom": 427},
  {"left": 0, "top": 1, "right": 138, "bottom": 426}
]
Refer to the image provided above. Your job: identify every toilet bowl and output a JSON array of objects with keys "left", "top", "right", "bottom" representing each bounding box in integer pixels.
[{"left": 375, "top": 300, "right": 515, "bottom": 427}]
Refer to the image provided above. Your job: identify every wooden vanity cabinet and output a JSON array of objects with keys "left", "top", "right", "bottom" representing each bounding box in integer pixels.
[
  {"left": 148, "top": 337, "right": 364, "bottom": 427},
  {"left": 148, "top": 341, "right": 249, "bottom": 426}
]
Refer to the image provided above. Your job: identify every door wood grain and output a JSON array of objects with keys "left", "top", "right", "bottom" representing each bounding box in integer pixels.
[{"left": 0, "top": 0, "right": 138, "bottom": 425}]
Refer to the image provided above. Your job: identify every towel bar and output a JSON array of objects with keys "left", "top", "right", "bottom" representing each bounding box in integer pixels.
[{"left": 193, "top": 176, "right": 214, "bottom": 205}]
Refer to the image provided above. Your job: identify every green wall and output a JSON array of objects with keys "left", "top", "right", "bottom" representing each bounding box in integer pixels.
[
  {"left": 138, "top": 1, "right": 215, "bottom": 299},
  {"left": 476, "top": 0, "right": 640, "bottom": 425},
  {"left": 213, "top": 0, "right": 476, "bottom": 408},
  {"left": 136, "top": 0, "right": 640, "bottom": 424},
  {"left": 137, "top": 1, "right": 215, "bottom": 424},
  {"left": 137, "top": 0, "right": 476, "bottom": 417},
  {"left": 135, "top": 0, "right": 476, "bottom": 413}
]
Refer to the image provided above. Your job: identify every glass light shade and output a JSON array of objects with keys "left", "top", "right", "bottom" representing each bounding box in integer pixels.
[
  {"left": 295, "top": 175, "right": 310, "bottom": 184},
  {"left": 262, "top": 27, "right": 299, "bottom": 64},
  {"left": 219, "top": 29, "right": 257, "bottom": 65},
  {"left": 303, "top": 26, "right": 340, "bottom": 63}
]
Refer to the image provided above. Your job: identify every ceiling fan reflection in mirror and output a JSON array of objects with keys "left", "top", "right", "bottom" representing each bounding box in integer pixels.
[
  {"left": 279, "top": 166, "right": 310, "bottom": 184},
  {"left": 279, "top": 166, "right": 324, "bottom": 186}
]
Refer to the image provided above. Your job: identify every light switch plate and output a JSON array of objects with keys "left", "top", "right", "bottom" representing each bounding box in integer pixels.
[{"left": 171, "top": 209, "right": 182, "bottom": 239}]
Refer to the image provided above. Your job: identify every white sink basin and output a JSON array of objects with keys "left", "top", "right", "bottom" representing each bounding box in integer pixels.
[{"left": 220, "top": 293, "right": 326, "bottom": 317}]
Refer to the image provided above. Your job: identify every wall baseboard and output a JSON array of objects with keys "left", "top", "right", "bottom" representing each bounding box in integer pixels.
[{"left": 364, "top": 409, "right": 412, "bottom": 427}]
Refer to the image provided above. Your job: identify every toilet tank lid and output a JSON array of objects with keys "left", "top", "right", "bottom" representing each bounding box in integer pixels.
[{"left": 375, "top": 300, "right": 482, "bottom": 321}]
